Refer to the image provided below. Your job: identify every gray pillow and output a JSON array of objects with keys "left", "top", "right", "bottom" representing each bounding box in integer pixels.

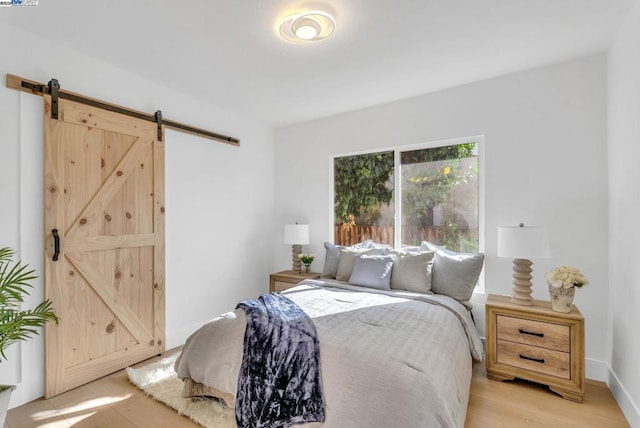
[
  {"left": 336, "top": 248, "right": 386, "bottom": 282},
  {"left": 349, "top": 254, "right": 394, "bottom": 290},
  {"left": 366, "top": 240, "right": 392, "bottom": 250},
  {"left": 321, "top": 242, "right": 344, "bottom": 279},
  {"left": 399, "top": 245, "right": 421, "bottom": 253},
  {"left": 390, "top": 250, "right": 434, "bottom": 294},
  {"left": 420, "top": 241, "right": 484, "bottom": 302},
  {"left": 355, "top": 239, "right": 375, "bottom": 249}
]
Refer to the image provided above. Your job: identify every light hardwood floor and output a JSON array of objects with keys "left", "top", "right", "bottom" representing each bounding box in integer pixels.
[{"left": 7, "top": 349, "right": 630, "bottom": 428}]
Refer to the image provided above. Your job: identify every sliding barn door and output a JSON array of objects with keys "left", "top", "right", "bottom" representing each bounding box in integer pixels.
[{"left": 43, "top": 96, "right": 165, "bottom": 397}]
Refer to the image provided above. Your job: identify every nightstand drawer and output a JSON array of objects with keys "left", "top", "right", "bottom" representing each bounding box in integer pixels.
[
  {"left": 497, "top": 339, "right": 570, "bottom": 379},
  {"left": 273, "top": 280, "right": 295, "bottom": 292},
  {"left": 497, "top": 315, "right": 570, "bottom": 352},
  {"left": 270, "top": 271, "right": 320, "bottom": 293}
]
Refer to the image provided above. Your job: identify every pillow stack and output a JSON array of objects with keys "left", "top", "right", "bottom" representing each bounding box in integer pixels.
[
  {"left": 335, "top": 247, "right": 388, "bottom": 282},
  {"left": 321, "top": 240, "right": 381, "bottom": 279},
  {"left": 321, "top": 240, "right": 484, "bottom": 308}
]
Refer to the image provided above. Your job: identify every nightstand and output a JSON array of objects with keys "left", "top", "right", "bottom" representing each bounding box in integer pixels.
[
  {"left": 485, "top": 294, "right": 585, "bottom": 402},
  {"left": 269, "top": 270, "right": 321, "bottom": 293}
]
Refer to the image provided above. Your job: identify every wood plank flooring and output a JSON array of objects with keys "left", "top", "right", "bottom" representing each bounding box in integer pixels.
[{"left": 6, "top": 349, "right": 630, "bottom": 427}]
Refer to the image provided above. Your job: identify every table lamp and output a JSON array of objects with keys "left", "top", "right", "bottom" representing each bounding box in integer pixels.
[
  {"left": 284, "top": 224, "right": 309, "bottom": 273},
  {"left": 498, "top": 223, "right": 550, "bottom": 305}
]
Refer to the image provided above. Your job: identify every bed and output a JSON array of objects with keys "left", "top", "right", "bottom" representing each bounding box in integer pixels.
[{"left": 175, "top": 241, "right": 484, "bottom": 428}]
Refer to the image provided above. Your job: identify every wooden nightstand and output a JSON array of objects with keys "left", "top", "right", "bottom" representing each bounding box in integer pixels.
[
  {"left": 269, "top": 270, "right": 321, "bottom": 293},
  {"left": 485, "top": 294, "right": 585, "bottom": 402}
]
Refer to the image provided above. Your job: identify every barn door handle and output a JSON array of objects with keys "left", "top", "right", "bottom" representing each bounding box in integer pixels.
[{"left": 52, "top": 229, "right": 60, "bottom": 261}]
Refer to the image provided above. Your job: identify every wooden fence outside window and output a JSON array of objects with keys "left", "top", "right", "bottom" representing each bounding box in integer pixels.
[{"left": 334, "top": 224, "right": 476, "bottom": 248}]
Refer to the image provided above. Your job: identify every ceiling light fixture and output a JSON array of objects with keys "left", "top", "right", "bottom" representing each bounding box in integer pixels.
[{"left": 279, "top": 10, "right": 335, "bottom": 42}]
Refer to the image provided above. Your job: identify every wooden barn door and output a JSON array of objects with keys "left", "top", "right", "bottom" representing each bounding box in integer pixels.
[{"left": 43, "top": 95, "right": 165, "bottom": 397}]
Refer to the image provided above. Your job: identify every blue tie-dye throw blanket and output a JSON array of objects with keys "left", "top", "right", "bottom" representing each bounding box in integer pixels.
[{"left": 235, "top": 293, "right": 325, "bottom": 428}]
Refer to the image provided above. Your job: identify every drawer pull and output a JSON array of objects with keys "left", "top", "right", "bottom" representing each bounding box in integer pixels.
[
  {"left": 519, "top": 354, "right": 545, "bottom": 364},
  {"left": 518, "top": 328, "right": 544, "bottom": 338}
]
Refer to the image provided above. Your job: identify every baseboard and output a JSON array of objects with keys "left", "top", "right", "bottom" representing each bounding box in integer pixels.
[
  {"left": 608, "top": 366, "right": 640, "bottom": 427},
  {"left": 585, "top": 357, "right": 609, "bottom": 382}
]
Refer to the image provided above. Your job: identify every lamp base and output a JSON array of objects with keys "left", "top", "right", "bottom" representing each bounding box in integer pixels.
[
  {"left": 291, "top": 244, "right": 302, "bottom": 273},
  {"left": 511, "top": 258, "right": 534, "bottom": 306}
]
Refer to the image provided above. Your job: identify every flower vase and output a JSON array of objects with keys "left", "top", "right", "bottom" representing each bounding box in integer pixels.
[
  {"left": 302, "top": 263, "right": 311, "bottom": 274},
  {"left": 548, "top": 285, "right": 575, "bottom": 313}
]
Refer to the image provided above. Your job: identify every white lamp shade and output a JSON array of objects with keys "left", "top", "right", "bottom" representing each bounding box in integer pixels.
[
  {"left": 498, "top": 225, "right": 550, "bottom": 259},
  {"left": 284, "top": 224, "right": 309, "bottom": 245}
]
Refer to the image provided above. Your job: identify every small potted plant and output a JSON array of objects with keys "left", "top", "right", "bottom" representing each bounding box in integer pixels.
[
  {"left": 0, "top": 247, "right": 59, "bottom": 424},
  {"left": 545, "top": 266, "right": 589, "bottom": 313},
  {"left": 298, "top": 252, "right": 315, "bottom": 273}
]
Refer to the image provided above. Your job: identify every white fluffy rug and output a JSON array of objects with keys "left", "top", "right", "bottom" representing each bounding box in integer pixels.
[{"left": 126, "top": 353, "right": 236, "bottom": 428}]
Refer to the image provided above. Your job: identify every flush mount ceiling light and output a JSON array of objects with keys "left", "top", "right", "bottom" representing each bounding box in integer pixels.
[{"left": 279, "top": 10, "right": 336, "bottom": 42}]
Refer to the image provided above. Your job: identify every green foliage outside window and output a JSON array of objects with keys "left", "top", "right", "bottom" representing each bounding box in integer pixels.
[
  {"left": 333, "top": 151, "right": 394, "bottom": 225},
  {"left": 401, "top": 143, "right": 477, "bottom": 228}
]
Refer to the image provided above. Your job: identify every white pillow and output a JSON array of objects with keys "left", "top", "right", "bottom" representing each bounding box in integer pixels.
[
  {"left": 349, "top": 254, "right": 394, "bottom": 290},
  {"left": 390, "top": 250, "right": 434, "bottom": 294}
]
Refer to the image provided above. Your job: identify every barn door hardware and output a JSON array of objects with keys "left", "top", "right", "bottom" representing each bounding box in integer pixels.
[
  {"left": 7, "top": 74, "right": 240, "bottom": 145},
  {"left": 19, "top": 79, "right": 47, "bottom": 93},
  {"left": 155, "top": 110, "right": 163, "bottom": 141},
  {"left": 18, "top": 78, "right": 60, "bottom": 120},
  {"left": 48, "top": 78, "right": 60, "bottom": 119},
  {"left": 51, "top": 228, "right": 60, "bottom": 262}
]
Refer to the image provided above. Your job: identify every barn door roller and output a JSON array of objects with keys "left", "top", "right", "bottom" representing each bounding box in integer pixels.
[{"left": 48, "top": 78, "right": 60, "bottom": 120}]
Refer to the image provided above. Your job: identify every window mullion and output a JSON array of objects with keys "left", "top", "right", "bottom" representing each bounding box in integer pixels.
[{"left": 394, "top": 148, "right": 402, "bottom": 248}]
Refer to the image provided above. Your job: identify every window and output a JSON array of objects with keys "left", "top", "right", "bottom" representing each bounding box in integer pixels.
[{"left": 333, "top": 139, "right": 480, "bottom": 253}]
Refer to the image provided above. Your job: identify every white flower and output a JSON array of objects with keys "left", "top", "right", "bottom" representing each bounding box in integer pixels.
[
  {"left": 545, "top": 266, "right": 589, "bottom": 289},
  {"left": 299, "top": 253, "right": 315, "bottom": 264}
]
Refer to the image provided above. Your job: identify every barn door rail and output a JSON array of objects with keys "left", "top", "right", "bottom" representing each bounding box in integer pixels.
[{"left": 6, "top": 74, "right": 240, "bottom": 146}]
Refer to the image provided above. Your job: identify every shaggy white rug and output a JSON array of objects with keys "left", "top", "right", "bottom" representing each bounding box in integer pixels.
[{"left": 126, "top": 353, "right": 236, "bottom": 428}]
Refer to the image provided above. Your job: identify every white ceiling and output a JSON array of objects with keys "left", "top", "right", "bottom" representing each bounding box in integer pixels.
[{"left": 0, "top": 0, "right": 634, "bottom": 127}]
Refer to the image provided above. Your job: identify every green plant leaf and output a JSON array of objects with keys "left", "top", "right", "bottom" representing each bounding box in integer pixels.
[{"left": 0, "top": 247, "right": 59, "bottom": 362}]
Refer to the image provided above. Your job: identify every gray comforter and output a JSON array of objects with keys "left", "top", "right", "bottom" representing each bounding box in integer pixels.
[{"left": 175, "top": 279, "right": 483, "bottom": 427}]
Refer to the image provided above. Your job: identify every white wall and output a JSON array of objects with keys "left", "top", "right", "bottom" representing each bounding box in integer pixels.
[
  {"left": 274, "top": 54, "right": 609, "bottom": 380},
  {"left": 608, "top": 0, "right": 640, "bottom": 424},
  {"left": 0, "top": 23, "right": 275, "bottom": 408}
]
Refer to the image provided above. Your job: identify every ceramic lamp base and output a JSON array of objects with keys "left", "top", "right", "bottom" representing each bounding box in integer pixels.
[
  {"left": 291, "top": 244, "right": 302, "bottom": 273},
  {"left": 510, "top": 258, "right": 534, "bottom": 306}
]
